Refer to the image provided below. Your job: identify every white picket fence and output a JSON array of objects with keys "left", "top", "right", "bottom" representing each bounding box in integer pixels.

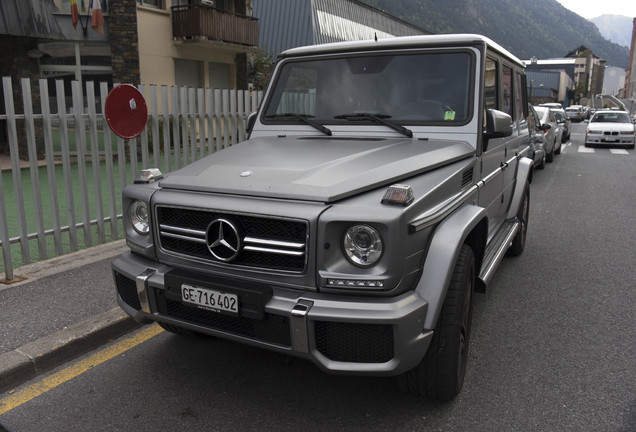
[{"left": 0, "top": 77, "right": 263, "bottom": 281}]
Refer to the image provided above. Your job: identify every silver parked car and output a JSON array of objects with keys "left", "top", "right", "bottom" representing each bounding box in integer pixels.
[
  {"left": 585, "top": 111, "right": 635, "bottom": 149},
  {"left": 550, "top": 108, "right": 570, "bottom": 142},
  {"left": 528, "top": 104, "right": 546, "bottom": 169},
  {"left": 111, "top": 34, "right": 533, "bottom": 401},
  {"left": 533, "top": 105, "right": 562, "bottom": 162}
]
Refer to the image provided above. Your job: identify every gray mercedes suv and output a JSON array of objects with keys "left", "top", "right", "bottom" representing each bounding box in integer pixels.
[{"left": 112, "top": 34, "right": 533, "bottom": 400}]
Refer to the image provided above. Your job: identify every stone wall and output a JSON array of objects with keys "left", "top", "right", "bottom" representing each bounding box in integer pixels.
[
  {"left": 109, "top": 0, "right": 140, "bottom": 85},
  {"left": 0, "top": 36, "right": 43, "bottom": 157}
]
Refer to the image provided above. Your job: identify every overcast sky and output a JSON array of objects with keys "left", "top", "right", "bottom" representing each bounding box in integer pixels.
[{"left": 555, "top": 0, "right": 636, "bottom": 19}]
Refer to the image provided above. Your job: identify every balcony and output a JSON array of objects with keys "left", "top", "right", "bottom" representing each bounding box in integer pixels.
[{"left": 171, "top": 5, "right": 258, "bottom": 47}]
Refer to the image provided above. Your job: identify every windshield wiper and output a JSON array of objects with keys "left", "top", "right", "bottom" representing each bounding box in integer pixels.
[
  {"left": 265, "top": 113, "right": 332, "bottom": 136},
  {"left": 333, "top": 113, "right": 413, "bottom": 138}
]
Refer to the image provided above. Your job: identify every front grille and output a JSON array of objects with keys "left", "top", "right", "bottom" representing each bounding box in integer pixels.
[
  {"left": 114, "top": 271, "right": 141, "bottom": 310},
  {"left": 156, "top": 206, "right": 308, "bottom": 272},
  {"left": 314, "top": 321, "right": 394, "bottom": 363},
  {"left": 154, "top": 289, "right": 291, "bottom": 346}
]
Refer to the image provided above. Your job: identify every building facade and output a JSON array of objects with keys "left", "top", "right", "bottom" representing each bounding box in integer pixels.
[
  {"left": 0, "top": 0, "right": 258, "bottom": 93},
  {"left": 139, "top": 0, "right": 258, "bottom": 90},
  {"left": 523, "top": 58, "right": 575, "bottom": 106},
  {"left": 565, "top": 45, "right": 606, "bottom": 101},
  {"left": 253, "top": 0, "right": 428, "bottom": 58},
  {"left": 624, "top": 18, "right": 636, "bottom": 99}
]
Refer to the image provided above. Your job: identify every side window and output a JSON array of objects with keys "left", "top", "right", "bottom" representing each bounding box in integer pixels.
[
  {"left": 484, "top": 58, "right": 497, "bottom": 111},
  {"left": 514, "top": 71, "right": 526, "bottom": 125},
  {"left": 502, "top": 65, "right": 513, "bottom": 117}
]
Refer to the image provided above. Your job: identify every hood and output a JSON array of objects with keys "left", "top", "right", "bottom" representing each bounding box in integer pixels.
[{"left": 158, "top": 136, "right": 475, "bottom": 203}]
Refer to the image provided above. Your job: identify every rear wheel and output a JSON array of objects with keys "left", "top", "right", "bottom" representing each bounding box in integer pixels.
[
  {"left": 546, "top": 141, "right": 555, "bottom": 162},
  {"left": 397, "top": 244, "right": 475, "bottom": 401},
  {"left": 536, "top": 151, "right": 546, "bottom": 170},
  {"left": 507, "top": 181, "right": 529, "bottom": 256}
]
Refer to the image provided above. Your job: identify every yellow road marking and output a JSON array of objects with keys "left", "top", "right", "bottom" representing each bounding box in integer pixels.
[{"left": 0, "top": 324, "right": 163, "bottom": 415}]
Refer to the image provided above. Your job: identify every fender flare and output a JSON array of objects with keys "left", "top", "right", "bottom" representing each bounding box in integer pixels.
[
  {"left": 414, "top": 204, "right": 488, "bottom": 330},
  {"left": 506, "top": 157, "right": 533, "bottom": 219}
]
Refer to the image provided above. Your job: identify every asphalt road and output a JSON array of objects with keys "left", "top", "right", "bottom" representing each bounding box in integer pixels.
[{"left": 1, "top": 122, "right": 635, "bottom": 432}]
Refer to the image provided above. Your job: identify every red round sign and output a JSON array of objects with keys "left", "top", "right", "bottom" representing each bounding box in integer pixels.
[{"left": 105, "top": 84, "right": 148, "bottom": 139}]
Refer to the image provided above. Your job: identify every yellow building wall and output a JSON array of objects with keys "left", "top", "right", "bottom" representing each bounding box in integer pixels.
[
  {"left": 136, "top": 4, "right": 239, "bottom": 89},
  {"left": 137, "top": 5, "right": 175, "bottom": 87}
]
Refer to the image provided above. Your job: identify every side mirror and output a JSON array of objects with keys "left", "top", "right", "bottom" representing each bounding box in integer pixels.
[
  {"left": 483, "top": 109, "right": 513, "bottom": 151},
  {"left": 246, "top": 112, "right": 257, "bottom": 137}
]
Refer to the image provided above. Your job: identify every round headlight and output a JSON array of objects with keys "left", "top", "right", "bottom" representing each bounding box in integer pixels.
[
  {"left": 343, "top": 225, "right": 383, "bottom": 266},
  {"left": 128, "top": 200, "right": 150, "bottom": 234}
]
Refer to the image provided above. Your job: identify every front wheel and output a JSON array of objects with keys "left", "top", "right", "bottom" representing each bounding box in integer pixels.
[{"left": 397, "top": 244, "right": 476, "bottom": 401}]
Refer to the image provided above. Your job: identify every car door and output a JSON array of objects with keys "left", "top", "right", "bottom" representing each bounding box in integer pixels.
[{"left": 479, "top": 56, "right": 507, "bottom": 240}]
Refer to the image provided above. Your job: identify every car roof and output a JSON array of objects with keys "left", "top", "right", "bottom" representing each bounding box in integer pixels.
[{"left": 279, "top": 33, "right": 525, "bottom": 66}]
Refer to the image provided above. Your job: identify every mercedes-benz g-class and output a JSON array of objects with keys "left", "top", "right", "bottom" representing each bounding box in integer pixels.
[{"left": 112, "top": 34, "right": 532, "bottom": 400}]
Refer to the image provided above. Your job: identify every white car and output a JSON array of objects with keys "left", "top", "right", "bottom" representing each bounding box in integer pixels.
[{"left": 585, "top": 111, "right": 635, "bottom": 149}]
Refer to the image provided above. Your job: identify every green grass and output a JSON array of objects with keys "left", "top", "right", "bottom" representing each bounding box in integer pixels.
[
  {"left": 2, "top": 124, "right": 198, "bottom": 278},
  {"left": 1, "top": 159, "right": 140, "bottom": 277}
]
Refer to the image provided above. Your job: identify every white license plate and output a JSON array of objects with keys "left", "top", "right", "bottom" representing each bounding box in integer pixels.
[{"left": 181, "top": 284, "right": 239, "bottom": 315}]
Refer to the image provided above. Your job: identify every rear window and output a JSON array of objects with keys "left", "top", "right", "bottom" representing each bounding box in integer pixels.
[{"left": 591, "top": 113, "right": 631, "bottom": 123}]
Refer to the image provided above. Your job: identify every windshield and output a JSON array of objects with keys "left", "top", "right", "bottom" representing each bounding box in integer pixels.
[
  {"left": 553, "top": 111, "right": 565, "bottom": 121},
  {"left": 591, "top": 113, "right": 631, "bottom": 123},
  {"left": 263, "top": 51, "right": 473, "bottom": 125}
]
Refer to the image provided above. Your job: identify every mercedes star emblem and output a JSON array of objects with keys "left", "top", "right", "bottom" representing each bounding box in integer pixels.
[{"left": 206, "top": 218, "right": 241, "bottom": 262}]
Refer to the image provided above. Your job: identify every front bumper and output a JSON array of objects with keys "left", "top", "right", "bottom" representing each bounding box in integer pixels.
[
  {"left": 112, "top": 252, "right": 432, "bottom": 376},
  {"left": 585, "top": 133, "right": 635, "bottom": 147}
]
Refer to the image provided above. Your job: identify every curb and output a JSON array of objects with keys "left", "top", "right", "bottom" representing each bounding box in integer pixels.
[
  {"left": 1, "top": 240, "right": 128, "bottom": 288},
  {"left": 0, "top": 308, "right": 141, "bottom": 394}
]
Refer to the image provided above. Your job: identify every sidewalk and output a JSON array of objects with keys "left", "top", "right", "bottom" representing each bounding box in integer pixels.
[
  {"left": 0, "top": 154, "right": 48, "bottom": 171},
  {"left": 0, "top": 240, "right": 142, "bottom": 393}
]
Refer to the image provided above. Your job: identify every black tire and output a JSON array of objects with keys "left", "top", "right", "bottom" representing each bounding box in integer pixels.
[
  {"left": 397, "top": 245, "right": 475, "bottom": 401},
  {"left": 537, "top": 151, "right": 546, "bottom": 170},
  {"left": 507, "top": 181, "right": 529, "bottom": 256},
  {"left": 546, "top": 141, "right": 555, "bottom": 162}
]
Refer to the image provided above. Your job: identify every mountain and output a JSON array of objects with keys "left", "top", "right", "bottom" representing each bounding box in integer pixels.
[
  {"left": 590, "top": 15, "right": 633, "bottom": 48},
  {"left": 361, "top": 0, "right": 630, "bottom": 68}
]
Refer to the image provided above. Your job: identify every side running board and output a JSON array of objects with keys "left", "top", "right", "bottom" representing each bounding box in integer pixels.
[{"left": 478, "top": 219, "right": 519, "bottom": 290}]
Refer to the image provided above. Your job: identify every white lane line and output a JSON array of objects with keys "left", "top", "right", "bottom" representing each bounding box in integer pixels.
[
  {"left": 578, "top": 146, "right": 594, "bottom": 153},
  {"left": 609, "top": 149, "right": 629, "bottom": 155}
]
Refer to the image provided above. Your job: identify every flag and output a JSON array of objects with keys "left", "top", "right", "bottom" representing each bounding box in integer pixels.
[
  {"left": 70, "top": 0, "right": 79, "bottom": 29},
  {"left": 91, "top": 0, "right": 104, "bottom": 35}
]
